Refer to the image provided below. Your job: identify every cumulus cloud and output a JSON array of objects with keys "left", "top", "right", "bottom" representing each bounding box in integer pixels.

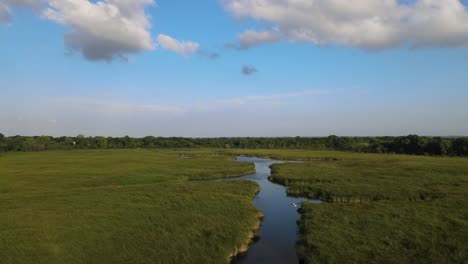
[
  {"left": 42, "top": 0, "right": 155, "bottom": 61},
  {"left": 157, "top": 34, "right": 200, "bottom": 56},
  {"left": 242, "top": 65, "right": 257, "bottom": 75},
  {"left": 223, "top": 0, "right": 468, "bottom": 50},
  {"left": 3, "top": 0, "right": 202, "bottom": 61}
]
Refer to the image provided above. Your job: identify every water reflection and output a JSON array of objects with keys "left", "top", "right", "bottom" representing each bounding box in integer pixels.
[{"left": 219, "top": 157, "right": 320, "bottom": 264}]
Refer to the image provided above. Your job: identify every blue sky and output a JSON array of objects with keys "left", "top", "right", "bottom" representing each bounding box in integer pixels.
[{"left": 1, "top": 0, "right": 467, "bottom": 137}]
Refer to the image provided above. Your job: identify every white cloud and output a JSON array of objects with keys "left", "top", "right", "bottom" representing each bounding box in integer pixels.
[
  {"left": 223, "top": 0, "right": 468, "bottom": 50},
  {"left": 2, "top": 0, "right": 203, "bottom": 61},
  {"left": 157, "top": 34, "right": 200, "bottom": 56},
  {"left": 42, "top": 0, "right": 155, "bottom": 61}
]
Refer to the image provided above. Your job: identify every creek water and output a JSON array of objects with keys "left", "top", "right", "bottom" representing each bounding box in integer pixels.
[{"left": 217, "top": 157, "right": 320, "bottom": 264}]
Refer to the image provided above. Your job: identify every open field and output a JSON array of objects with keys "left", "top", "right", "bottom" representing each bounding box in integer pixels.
[
  {"left": 0, "top": 149, "right": 259, "bottom": 264},
  {"left": 224, "top": 149, "right": 468, "bottom": 263},
  {"left": 1, "top": 148, "right": 467, "bottom": 264}
]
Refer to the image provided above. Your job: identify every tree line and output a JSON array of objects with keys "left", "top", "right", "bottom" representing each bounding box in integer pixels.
[{"left": 0, "top": 133, "right": 467, "bottom": 156}]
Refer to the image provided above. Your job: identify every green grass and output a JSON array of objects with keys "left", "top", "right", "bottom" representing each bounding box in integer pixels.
[
  {"left": 221, "top": 149, "right": 468, "bottom": 263},
  {"left": 298, "top": 200, "right": 467, "bottom": 264},
  {"left": 0, "top": 149, "right": 259, "bottom": 264},
  {"left": 2, "top": 148, "right": 467, "bottom": 263},
  {"left": 269, "top": 153, "right": 467, "bottom": 202}
]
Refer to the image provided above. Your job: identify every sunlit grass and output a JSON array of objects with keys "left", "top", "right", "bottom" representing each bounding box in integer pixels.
[
  {"left": 0, "top": 149, "right": 258, "bottom": 264},
  {"left": 221, "top": 149, "right": 468, "bottom": 263}
]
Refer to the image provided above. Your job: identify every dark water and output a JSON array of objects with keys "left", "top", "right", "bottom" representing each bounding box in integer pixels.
[{"left": 218, "top": 157, "right": 320, "bottom": 264}]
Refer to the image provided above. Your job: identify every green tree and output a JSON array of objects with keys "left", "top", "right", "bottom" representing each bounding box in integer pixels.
[
  {"left": 0, "top": 133, "right": 6, "bottom": 152},
  {"left": 452, "top": 138, "right": 468, "bottom": 156},
  {"left": 94, "top": 137, "right": 108, "bottom": 148}
]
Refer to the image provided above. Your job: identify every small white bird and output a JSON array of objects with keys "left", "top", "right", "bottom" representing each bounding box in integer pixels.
[{"left": 292, "top": 202, "right": 298, "bottom": 207}]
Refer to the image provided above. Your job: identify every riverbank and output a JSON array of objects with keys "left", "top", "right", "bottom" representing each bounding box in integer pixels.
[
  {"left": 222, "top": 157, "right": 312, "bottom": 264},
  {"left": 223, "top": 149, "right": 468, "bottom": 263},
  {"left": 229, "top": 211, "right": 264, "bottom": 263}
]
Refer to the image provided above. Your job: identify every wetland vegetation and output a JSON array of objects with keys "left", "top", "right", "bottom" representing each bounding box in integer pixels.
[
  {"left": 0, "top": 149, "right": 259, "bottom": 264},
  {"left": 0, "top": 145, "right": 466, "bottom": 263},
  {"left": 223, "top": 149, "right": 468, "bottom": 263}
]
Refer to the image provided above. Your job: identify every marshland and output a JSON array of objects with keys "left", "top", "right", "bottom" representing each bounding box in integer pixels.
[
  {"left": 0, "top": 136, "right": 467, "bottom": 263},
  {"left": 3, "top": 1, "right": 468, "bottom": 263}
]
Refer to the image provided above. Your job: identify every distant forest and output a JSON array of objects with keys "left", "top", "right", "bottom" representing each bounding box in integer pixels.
[{"left": 0, "top": 133, "right": 467, "bottom": 157}]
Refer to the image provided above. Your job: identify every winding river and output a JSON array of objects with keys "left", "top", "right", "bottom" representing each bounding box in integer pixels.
[{"left": 218, "top": 157, "right": 320, "bottom": 264}]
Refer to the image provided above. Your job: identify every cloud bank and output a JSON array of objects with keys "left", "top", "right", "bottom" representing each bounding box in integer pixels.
[{"left": 223, "top": 0, "right": 468, "bottom": 50}]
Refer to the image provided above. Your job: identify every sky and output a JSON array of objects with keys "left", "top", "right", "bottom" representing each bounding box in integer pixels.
[{"left": 1, "top": 0, "right": 467, "bottom": 137}]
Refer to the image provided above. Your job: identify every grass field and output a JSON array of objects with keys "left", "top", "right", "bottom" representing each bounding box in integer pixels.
[
  {"left": 2, "top": 149, "right": 467, "bottom": 263},
  {"left": 297, "top": 200, "right": 467, "bottom": 264},
  {"left": 269, "top": 153, "right": 467, "bottom": 202},
  {"left": 0, "top": 149, "right": 259, "bottom": 264},
  {"left": 222, "top": 149, "right": 468, "bottom": 263}
]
